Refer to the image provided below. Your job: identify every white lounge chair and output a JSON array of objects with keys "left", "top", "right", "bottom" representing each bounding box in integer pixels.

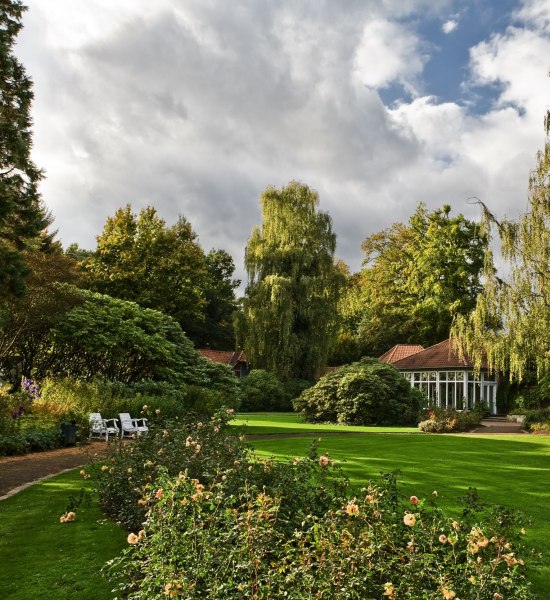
[
  {"left": 89, "top": 412, "right": 119, "bottom": 441},
  {"left": 119, "top": 412, "right": 148, "bottom": 438}
]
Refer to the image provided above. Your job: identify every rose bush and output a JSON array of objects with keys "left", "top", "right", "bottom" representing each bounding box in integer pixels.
[{"left": 106, "top": 470, "right": 533, "bottom": 599}]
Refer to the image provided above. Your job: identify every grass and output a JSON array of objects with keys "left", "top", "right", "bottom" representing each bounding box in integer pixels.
[
  {"left": 0, "top": 469, "right": 126, "bottom": 600},
  {"left": 2, "top": 413, "right": 549, "bottom": 597},
  {"left": 231, "top": 411, "right": 418, "bottom": 434},
  {"left": 250, "top": 430, "right": 550, "bottom": 595}
]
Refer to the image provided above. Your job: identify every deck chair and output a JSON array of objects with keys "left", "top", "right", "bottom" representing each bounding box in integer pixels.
[
  {"left": 89, "top": 412, "right": 119, "bottom": 441},
  {"left": 119, "top": 412, "right": 149, "bottom": 438}
]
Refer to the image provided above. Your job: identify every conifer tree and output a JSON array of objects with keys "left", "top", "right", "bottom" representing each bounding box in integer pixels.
[
  {"left": 0, "top": 0, "right": 49, "bottom": 302},
  {"left": 237, "top": 181, "right": 342, "bottom": 379}
]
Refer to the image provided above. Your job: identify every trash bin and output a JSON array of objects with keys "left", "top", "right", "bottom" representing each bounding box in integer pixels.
[{"left": 61, "top": 421, "right": 77, "bottom": 446}]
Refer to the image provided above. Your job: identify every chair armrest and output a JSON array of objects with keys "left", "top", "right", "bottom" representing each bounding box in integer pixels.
[
  {"left": 131, "top": 418, "right": 148, "bottom": 427},
  {"left": 103, "top": 418, "right": 119, "bottom": 429}
]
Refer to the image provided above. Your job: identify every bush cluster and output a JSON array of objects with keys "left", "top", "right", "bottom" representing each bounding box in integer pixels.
[
  {"left": 239, "top": 370, "right": 312, "bottom": 412},
  {"left": 106, "top": 466, "right": 532, "bottom": 599},
  {"left": 32, "top": 376, "right": 240, "bottom": 438},
  {"left": 522, "top": 407, "right": 550, "bottom": 433},
  {"left": 419, "top": 408, "right": 483, "bottom": 433},
  {"left": 86, "top": 410, "right": 251, "bottom": 531},
  {"left": 294, "top": 358, "right": 424, "bottom": 425},
  {"left": 0, "top": 426, "right": 61, "bottom": 456}
]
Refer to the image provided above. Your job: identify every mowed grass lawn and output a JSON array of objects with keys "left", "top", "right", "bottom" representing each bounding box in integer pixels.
[
  {"left": 231, "top": 412, "right": 419, "bottom": 434},
  {"left": 1, "top": 413, "right": 549, "bottom": 597},
  {"left": 245, "top": 416, "right": 550, "bottom": 596},
  {"left": 0, "top": 470, "right": 126, "bottom": 600}
]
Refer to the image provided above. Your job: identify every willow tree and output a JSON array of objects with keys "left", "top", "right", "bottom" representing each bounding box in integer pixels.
[
  {"left": 452, "top": 111, "right": 550, "bottom": 381},
  {"left": 237, "top": 181, "right": 342, "bottom": 380}
]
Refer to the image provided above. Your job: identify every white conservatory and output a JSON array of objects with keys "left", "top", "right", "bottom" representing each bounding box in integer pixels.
[{"left": 379, "top": 339, "right": 498, "bottom": 415}]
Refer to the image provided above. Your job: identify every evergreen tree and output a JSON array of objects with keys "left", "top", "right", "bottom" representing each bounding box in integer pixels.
[
  {"left": 453, "top": 111, "right": 550, "bottom": 381},
  {"left": 0, "top": 0, "right": 49, "bottom": 302},
  {"left": 236, "top": 181, "right": 342, "bottom": 380}
]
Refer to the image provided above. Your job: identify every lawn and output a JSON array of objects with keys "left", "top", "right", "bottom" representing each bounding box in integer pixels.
[
  {"left": 231, "top": 411, "right": 418, "bottom": 434},
  {"left": 250, "top": 431, "right": 550, "bottom": 595},
  {"left": 0, "top": 470, "right": 126, "bottom": 600},
  {"left": 2, "top": 416, "right": 549, "bottom": 598}
]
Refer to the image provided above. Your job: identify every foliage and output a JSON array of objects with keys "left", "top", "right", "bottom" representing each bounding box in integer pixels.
[
  {"left": 0, "top": 0, "right": 51, "bottom": 305},
  {"left": 239, "top": 369, "right": 290, "bottom": 411},
  {"left": 192, "top": 249, "right": 240, "bottom": 348},
  {"left": 0, "top": 425, "right": 61, "bottom": 456},
  {"left": 108, "top": 467, "right": 532, "bottom": 599},
  {"left": 33, "top": 376, "right": 240, "bottom": 436},
  {"left": 86, "top": 410, "right": 248, "bottom": 531},
  {"left": 357, "top": 204, "right": 487, "bottom": 356},
  {"left": 294, "top": 358, "right": 423, "bottom": 425},
  {"left": 0, "top": 246, "right": 81, "bottom": 385},
  {"left": 418, "top": 408, "right": 483, "bottom": 433},
  {"left": 46, "top": 288, "right": 202, "bottom": 384},
  {"left": 329, "top": 262, "right": 365, "bottom": 364},
  {"left": 236, "top": 181, "right": 343, "bottom": 380},
  {"left": 523, "top": 407, "right": 550, "bottom": 431},
  {"left": 452, "top": 111, "right": 550, "bottom": 382},
  {"left": 84, "top": 205, "right": 238, "bottom": 347}
]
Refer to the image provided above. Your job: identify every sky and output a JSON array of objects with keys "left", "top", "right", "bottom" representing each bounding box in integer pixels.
[{"left": 15, "top": 0, "right": 550, "bottom": 285}]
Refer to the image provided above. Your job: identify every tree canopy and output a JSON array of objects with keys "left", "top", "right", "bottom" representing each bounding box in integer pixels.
[
  {"left": 48, "top": 289, "right": 202, "bottom": 384},
  {"left": 453, "top": 111, "right": 550, "bottom": 381},
  {"left": 84, "top": 205, "right": 238, "bottom": 347},
  {"left": 353, "top": 204, "right": 487, "bottom": 357},
  {"left": 0, "top": 0, "right": 50, "bottom": 304},
  {"left": 236, "top": 181, "right": 342, "bottom": 380}
]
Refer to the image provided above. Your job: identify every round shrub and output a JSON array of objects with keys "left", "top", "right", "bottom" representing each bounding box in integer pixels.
[{"left": 294, "top": 358, "right": 424, "bottom": 425}]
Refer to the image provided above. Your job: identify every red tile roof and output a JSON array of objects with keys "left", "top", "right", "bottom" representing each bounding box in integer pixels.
[
  {"left": 197, "top": 349, "right": 247, "bottom": 367},
  {"left": 379, "top": 344, "right": 424, "bottom": 365},
  {"left": 389, "top": 339, "right": 485, "bottom": 370}
]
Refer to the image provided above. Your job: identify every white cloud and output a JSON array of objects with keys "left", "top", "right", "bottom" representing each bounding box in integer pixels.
[
  {"left": 442, "top": 19, "right": 458, "bottom": 34},
  {"left": 353, "top": 19, "right": 427, "bottom": 93},
  {"left": 13, "top": 0, "right": 550, "bottom": 285}
]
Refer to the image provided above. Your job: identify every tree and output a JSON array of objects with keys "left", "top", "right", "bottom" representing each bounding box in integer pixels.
[
  {"left": 236, "top": 181, "right": 342, "bottom": 380},
  {"left": 0, "top": 242, "right": 80, "bottom": 384},
  {"left": 356, "top": 204, "right": 487, "bottom": 356},
  {"left": 0, "top": 1, "right": 50, "bottom": 303},
  {"left": 452, "top": 111, "right": 550, "bottom": 381},
  {"left": 85, "top": 205, "right": 208, "bottom": 341},
  {"left": 190, "top": 249, "right": 239, "bottom": 348}
]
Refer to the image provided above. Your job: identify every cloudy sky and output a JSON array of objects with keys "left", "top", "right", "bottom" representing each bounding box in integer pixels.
[{"left": 15, "top": 0, "right": 550, "bottom": 284}]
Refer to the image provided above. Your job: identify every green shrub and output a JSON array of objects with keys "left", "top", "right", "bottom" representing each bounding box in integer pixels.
[
  {"left": 523, "top": 407, "right": 550, "bottom": 431},
  {"left": 529, "top": 422, "right": 550, "bottom": 434},
  {"left": 107, "top": 469, "right": 532, "bottom": 599},
  {"left": 0, "top": 425, "right": 62, "bottom": 456},
  {"left": 419, "top": 408, "right": 483, "bottom": 433},
  {"left": 239, "top": 370, "right": 288, "bottom": 411},
  {"left": 294, "top": 358, "right": 423, "bottom": 425}
]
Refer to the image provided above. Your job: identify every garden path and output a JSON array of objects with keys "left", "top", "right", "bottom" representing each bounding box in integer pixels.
[{"left": 0, "top": 441, "right": 110, "bottom": 500}]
